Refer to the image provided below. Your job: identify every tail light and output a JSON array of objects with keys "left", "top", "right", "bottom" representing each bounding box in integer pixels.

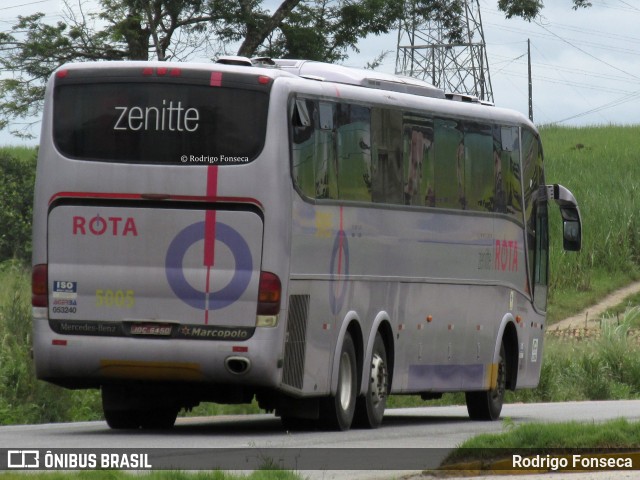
[
  {"left": 257, "top": 271, "right": 281, "bottom": 316},
  {"left": 32, "top": 264, "right": 48, "bottom": 307}
]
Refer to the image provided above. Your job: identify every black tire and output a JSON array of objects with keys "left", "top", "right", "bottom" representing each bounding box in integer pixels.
[
  {"left": 320, "top": 332, "right": 358, "bottom": 431},
  {"left": 353, "top": 332, "right": 388, "bottom": 428},
  {"left": 102, "top": 386, "right": 141, "bottom": 429},
  {"left": 465, "top": 341, "right": 506, "bottom": 421},
  {"left": 102, "top": 385, "right": 178, "bottom": 430},
  {"left": 139, "top": 407, "right": 179, "bottom": 430},
  {"left": 103, "top": 408, "right": 142, "bottom": 430}
]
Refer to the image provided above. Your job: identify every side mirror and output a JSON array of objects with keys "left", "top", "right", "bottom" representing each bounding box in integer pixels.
[
  {"left": 562, "top": 216, "right": 581, "bottom": 251},
  {"left": 547, "top": 184, "right": 582, "bottom": 252}
]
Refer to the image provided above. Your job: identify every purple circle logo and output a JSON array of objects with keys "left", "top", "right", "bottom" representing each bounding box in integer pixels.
[{"left": 165, "top": 221, "right": 252, "bottom": 310}]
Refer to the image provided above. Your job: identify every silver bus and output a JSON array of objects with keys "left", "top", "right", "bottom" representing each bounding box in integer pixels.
[{"left": 31, "top": 58, "right": 582, "bottom": 431}]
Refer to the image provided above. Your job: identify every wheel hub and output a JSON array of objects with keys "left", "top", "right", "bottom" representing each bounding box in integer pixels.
[{"left": 369, "top": 353, "right": 387, "bottom": 406}]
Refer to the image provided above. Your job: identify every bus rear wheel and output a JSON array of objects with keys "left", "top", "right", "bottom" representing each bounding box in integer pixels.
[
  {"left": 102, "top": 385, "right": 179, "bottom": 430},
  {"left": 320, "top": 332, "right": 357, "bottom": 431},
  {"left": 465, "top": 342, "right": 506, "bottom": 421},
  {"left": 354, "top": 332, "right": 388, "bottom": 428}
]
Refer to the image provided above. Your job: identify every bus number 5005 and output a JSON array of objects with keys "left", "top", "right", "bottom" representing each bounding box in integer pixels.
[{"left": 96, "top": 289, "right": 135, "bottom": 308}]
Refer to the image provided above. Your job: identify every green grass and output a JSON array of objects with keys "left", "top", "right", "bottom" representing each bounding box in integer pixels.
[
  {"left": 0, "top": 145, "right": 37, "bottom": 161},
  {"left": 542, "top": 125, "right": 640, "bottom": 322},
  {"left": 0, "top": 261, "right": 103, "bottom": 424},
  {"left": 442, "top": 418, "right": 640, "bottom": 465},
  {"left": 510, "top": 306, "right": 640, "bottom": 403},
  {"left": 0, "top": 472, "right": 302, "bottom": 480}
]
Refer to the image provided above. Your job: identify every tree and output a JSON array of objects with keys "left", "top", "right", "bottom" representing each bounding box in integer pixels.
[
  {"left": 498, "top": 0, "right": 590, "bottom": 20},
  {"left": 0, "top": 0, "right": 590, "bottom": 137}
]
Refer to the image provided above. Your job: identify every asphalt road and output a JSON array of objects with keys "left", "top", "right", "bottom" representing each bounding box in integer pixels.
[{"left": 2, "top": 401, "right": 639, "bottom": 478}]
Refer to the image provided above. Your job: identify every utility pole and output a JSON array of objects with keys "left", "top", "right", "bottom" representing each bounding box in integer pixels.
[
  {"left": 528, "top": 39, "right": 533, "bottom": 121},
  {"left": 395, "top": 0, "right": 494, "bottom": 103}
]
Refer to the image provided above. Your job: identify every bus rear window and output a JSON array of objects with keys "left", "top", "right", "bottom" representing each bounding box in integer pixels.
[{"left": 53, "top": 82, "right": 268, "bottom": 164}]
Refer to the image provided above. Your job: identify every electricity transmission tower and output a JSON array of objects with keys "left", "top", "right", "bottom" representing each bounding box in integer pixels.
[{"left": 395, "top": 0, "right": 494, "bottom": 103}]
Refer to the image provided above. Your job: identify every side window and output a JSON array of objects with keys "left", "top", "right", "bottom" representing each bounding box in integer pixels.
[
  {"left": 316, "top": 101, "right": 338, "bottom": 199},
  {"left": 291, "top": 98, "right": 371, "bottom": 202},
  {"left": 434, "top": 119, "right": 465, "bottom": 209},
  {"left": 291, "top": 99, "right": 317, "bottom": 198},
  {"left": 291, "top": 99, "right": 529, "bottom": 221},
  {"left": 535, "top": 192, "right": 549, "bottom": 311},
  {"left": 498, "top": 126, "right": 523, "bottom": 218},
  {"left": 463, "top": 122, "right": 493, "bottom": 212},
  {"left": 291, "top": 99, "right": 338, "bottom": 200},
  {"left": 403, "top": 115, "right": 435, "bottom": 206},
  {"left": 371, "top": 108, "right": 404, "bottom": 204},
  {"left": 522, "top": 129, "right": 548, "bottom": 309},
  {"left": 336, "top": 104, "right": 372, "bottom": 201}
]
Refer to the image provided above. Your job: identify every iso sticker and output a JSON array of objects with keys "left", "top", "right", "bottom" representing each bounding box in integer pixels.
[{"left": 53, "top": 281, "right": 77, "bottom": 300}]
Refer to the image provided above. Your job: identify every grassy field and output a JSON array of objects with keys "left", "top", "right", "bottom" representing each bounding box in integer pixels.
[
  {"left": 0, "top": 471, "right": 302, "bottom": 480},
  {"left": 1, "top": 125, "right": 640, "bottom": 423},
  {"left": 542, "top": 125, "right": 640, "bottom": 321},
  {"left": 441, "top": 417, "right": 640, "bottom": 468}
]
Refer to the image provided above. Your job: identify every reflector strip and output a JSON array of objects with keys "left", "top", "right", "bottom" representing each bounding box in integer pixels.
[
  {"left": 487, "top": 362, "right": 499, "bottom": 389},
  {"left": 232, "top": 346, "right": 248, "bottom": 353},
  {"left": 210, "top": 72, "right": 222, "bottom": 87},
  {"left": 52, "top": 339, "right": 67, "bottom": 346},
  {"left": 100, "top": 359, "right": 204, "bottom": 381}
]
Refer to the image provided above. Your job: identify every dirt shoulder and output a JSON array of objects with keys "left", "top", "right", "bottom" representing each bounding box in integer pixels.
[{"left": 550, "top": 281, "right": 640, "bottom": 331}]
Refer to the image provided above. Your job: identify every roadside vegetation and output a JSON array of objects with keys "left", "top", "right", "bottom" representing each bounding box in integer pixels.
[
  {"left": 1, "top": 125, "right": 640, "bottom": 424},
  {"left": 442, "top": 417, "right": 640, "bottom": 466},
  {"left": 0, "top": 471, "right": 302, "bottom": 480},
  {"left": 542, "top": 125, "right": 640, "bottom": 322}
]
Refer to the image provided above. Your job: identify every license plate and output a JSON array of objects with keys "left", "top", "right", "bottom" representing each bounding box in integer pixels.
[{"left": 129, "top": 324, "right": 173, "bottom": 336}]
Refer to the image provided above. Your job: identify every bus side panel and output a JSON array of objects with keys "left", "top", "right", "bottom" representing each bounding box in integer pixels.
[{"left": 289, "top": 197, "right": 533, "bottom": 395}]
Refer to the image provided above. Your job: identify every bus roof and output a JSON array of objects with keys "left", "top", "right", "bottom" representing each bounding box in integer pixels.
[
  {"left": 269, "top": 59, "right": 446, "bottom": 100},
  {"left": 53, "top": 59, "right": 536, "bottom": 133}
]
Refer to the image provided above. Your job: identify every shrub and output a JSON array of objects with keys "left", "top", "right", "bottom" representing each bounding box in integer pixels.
[
  {"left": 0, "top": 150, "right": 36, "bottom": 262},
  {"left": 0, "top": 261, "right": 102, "bottom": 424}
]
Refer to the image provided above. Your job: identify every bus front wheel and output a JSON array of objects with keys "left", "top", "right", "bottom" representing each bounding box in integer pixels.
[
  {"left": 320, "top": 331, "right": 357, "bottom": 431},
  {"left": 465, "top": 341, "right": 506, "bottom": 421}
]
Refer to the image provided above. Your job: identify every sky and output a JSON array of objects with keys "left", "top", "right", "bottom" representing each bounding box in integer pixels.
[{"left": 1, "top": 0, "right": 639, "bottom": 145}]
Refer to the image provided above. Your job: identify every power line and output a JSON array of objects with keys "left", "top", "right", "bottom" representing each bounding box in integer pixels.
[
  {"left": 590, "top": 0, "right": 640, "bottom": 13},
  {"left": 491, "top": 52, "right": 635, "bottom": 85},
  {"left": 533, "top": 19, "right": 640, "bottom": 81},
  {"left": 550, "top": 90, "right": 640, "bottom": 124},
  {"left": 617, "top": 0, "right": 640, "bottom": 12},
  {"left": 485, "top": 21, "right": 640, "bottom": 57},
  {"left": 0, "top": 0, "right": 52, "bottom": 11}
]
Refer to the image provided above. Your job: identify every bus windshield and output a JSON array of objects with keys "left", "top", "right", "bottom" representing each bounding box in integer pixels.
[{"left": 53, "top": 77, "right": 269, "bottom": 164}]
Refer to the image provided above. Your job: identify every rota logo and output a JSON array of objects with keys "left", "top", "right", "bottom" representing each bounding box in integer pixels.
[
  {"left": 495, "top": 239, "right": 518, "bottom": 272},
  {"left": 73, "top": 215, "right": 138, "bottom": 236}
]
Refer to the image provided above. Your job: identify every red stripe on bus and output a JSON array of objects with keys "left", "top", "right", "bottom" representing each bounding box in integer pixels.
[
  {"left": 203, "top": 165, "right": 219, "bottom": 324},
  {"left": 337, "top": 206, "right": 344, "bottom": 275},
  {"left": 203, "top": 166, "right": 218, "bottom": 267}
]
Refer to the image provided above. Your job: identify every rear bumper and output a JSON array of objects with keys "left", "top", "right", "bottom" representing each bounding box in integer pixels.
[{"left": 32, "top": 315, "right": 283, "bottom": 389}]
